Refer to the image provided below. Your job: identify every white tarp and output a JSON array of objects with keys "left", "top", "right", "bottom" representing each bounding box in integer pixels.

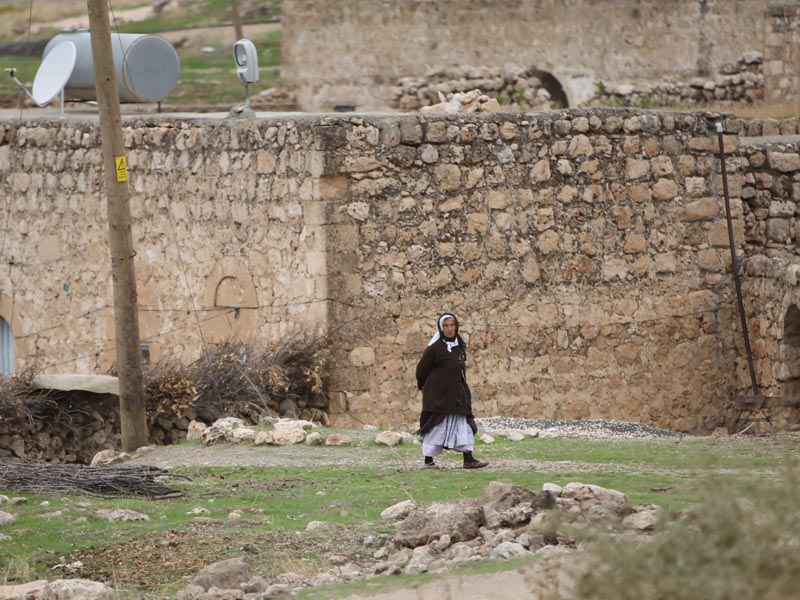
[{"left": 31, "top": 374, "right": 119, "bottom": 396}]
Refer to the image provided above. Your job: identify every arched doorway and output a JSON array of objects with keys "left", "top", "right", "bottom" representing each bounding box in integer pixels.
[
  {"left": 782, "top": 304, "right": 800, "bottom": 404},
  {"left": 529, "top": 69, "right": 569, "bottom": 108},
  {"left": 0, "top": 316, "right": 14, "bottom": 375}
]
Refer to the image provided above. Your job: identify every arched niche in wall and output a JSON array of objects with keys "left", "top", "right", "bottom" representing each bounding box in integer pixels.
[
  {"left": 204, "top": 258, "right": 259, "bottom": 345},
  {"left": 134, "top": 262, "right": 160, "bottom": 366},
  {"left": 781, "top": 303, "right": 800, "bottom": 404}
]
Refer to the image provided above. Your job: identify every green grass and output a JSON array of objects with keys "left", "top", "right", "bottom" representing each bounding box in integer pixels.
[
  {"left": 0, "top": 30, "right": 281, "bottom": 107},
  {"left": 111, "top": 0, "right": 281, "bottom": 34},
  {"left": 1, "top": 433, "right": 797, "bottom": 597}
]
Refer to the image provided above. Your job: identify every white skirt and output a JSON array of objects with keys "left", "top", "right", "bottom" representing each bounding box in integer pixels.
[{"left": 422, "top": 414, "right": 474, "bottom": 456}]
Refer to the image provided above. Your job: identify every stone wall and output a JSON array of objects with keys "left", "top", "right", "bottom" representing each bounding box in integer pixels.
[
  {"left": 738, "top": 137, "right": 800, "bottom": 418},
  {"left": 763, "top": 4, "right": 800, "bottom": 104},
  {"left": 0, "top": 118, "right": 328, "bottom": 373},
  {"left": 1, "top": 108, "right": 798, "bottom": 435},
  {"left": 318, "top": 110, "right": 754, "bottom": 433},
  {"left": 281, "top": 0, "right": 766, "bottom": 111}
]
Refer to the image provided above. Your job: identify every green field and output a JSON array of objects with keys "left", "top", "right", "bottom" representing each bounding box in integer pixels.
[{"left": 2, "top": 430, "right": 798, "bottom": 598}]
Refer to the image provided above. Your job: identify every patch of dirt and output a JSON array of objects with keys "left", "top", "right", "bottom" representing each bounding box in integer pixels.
[{"left": 63, "top": 520, "right": 378, "bottom": 596}]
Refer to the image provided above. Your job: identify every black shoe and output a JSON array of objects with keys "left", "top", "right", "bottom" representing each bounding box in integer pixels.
[{"left": 463, "top": 460, "right": 488, "bottom": 469}]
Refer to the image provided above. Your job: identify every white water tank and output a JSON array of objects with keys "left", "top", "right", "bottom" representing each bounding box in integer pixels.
[{"left": 43, "top": 32, "right": 180, "bottom": 103}]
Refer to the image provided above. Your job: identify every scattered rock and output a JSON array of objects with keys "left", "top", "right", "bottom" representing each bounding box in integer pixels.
[
  {"left": 489, "top": 541, "right": 531, "bottom": 559},
  {"left": 306, "top": 520, "right": 327, "bottom": 531},
  {"left": 240, "top": 576, "right": 268, "bottom": 594},
  {"left": 273, "top": 419, "right": 317, "bottom": 431},
  {"left": 404, "top": 545, "right": 437, "bottom": 574},
  {"left": 305, "top": 432, "right": 324, "bottom": 445},
  {"left": 561, "top": 482, "right": 633, "bottom": 520},
  {"left": 191, "top": 557, "right": 252, "bottom": 592},
  {"left": 95, "top": 509, "right": 149, "bottom": 522},
  {"left": 375, "top": 431, "right": 402, "bottom": 447},
  {"left": 482, "top": 481, "right": 554, "bottom": 528},
  {"left": 542, "top": 483, "right": 563, "bottom": 495},
  {"left": 0, "top": 511, "right": 16, "bottom": 527},
  {"left": 186, "top": 420, "right": 208, "bottom": 441},
  {"left": 325, "top": 434, "right": 353, "bottom": 446},
  {"left": 380, "top": 500, "right": 417, "bottom": 521},
  {"left": 0, "top": 580, "right": 48, "bottom": 599},
  {"left": 202, "top": 417, "right": 246, "bottom": 446},
  {"left": 623, "top": 504, "right": 663, "bottom": 531},
  {"left": 395, "top": 499, "right": 484, "bottom": 547},
  {"left": 256, "top": 427, "right": 306, "bottom": 446},
  {"left": 39, "top": 579, "right": 116, "bottom": 600}
]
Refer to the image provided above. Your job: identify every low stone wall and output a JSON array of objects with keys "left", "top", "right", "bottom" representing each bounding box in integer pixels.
[{"left": 592, "top": 53, "right": 764, "bottom": 109}]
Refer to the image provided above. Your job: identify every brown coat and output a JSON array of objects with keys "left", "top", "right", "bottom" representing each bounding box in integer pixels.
[{"left": 416, "top": 339, "right": 472, "bottom": 417}]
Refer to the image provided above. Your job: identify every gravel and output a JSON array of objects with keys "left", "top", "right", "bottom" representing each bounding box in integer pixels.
[{"left": 476, "top": 416, "right": 683, "bottom": 440}]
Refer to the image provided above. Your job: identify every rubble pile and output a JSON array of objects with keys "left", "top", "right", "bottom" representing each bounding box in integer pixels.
[{"left": 392, "top": 65, "right": 561, "bottom": 112}]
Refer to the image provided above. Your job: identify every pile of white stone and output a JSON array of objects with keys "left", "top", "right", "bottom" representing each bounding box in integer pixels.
[
  {"left": 418, "top": 89, "right": 502, "bottom": 115},
  {"left": 186, "top": 416, "right": 356, "bottom": 447},
  {"left": 476, "top": 417, "right": 681, "bottom": 440},
  {"left": 594, "top": 51, "right": 763, "bottom": 107},
  {"left": 392, "top": 65, "right": 557, "bottom": 112}
]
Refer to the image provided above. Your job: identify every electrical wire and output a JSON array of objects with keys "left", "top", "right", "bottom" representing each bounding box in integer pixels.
[{"left": 108, "top": 0, "right": 208, "bottom": 353}]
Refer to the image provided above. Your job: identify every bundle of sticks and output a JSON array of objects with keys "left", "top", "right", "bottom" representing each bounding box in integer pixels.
[{"left": 0, "top": 459, "right": 188, "bottom": 498}]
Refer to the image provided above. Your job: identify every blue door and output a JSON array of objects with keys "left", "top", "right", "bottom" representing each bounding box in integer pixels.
[{"left": 0, "top": 317, "right": 14, "bottom": 375}]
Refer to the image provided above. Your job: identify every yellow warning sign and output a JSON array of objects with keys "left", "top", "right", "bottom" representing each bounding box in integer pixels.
[{"left": 115, "top": 156, "right": 128, "bottom": 183}]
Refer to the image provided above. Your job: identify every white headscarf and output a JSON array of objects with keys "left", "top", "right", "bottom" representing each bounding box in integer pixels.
[{"left": 428, "top": 313, "right": 460, "bottom": 352}]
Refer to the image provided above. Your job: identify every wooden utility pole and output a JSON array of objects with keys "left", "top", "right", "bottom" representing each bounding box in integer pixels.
[
  {"left": 87, "top": 0, "right": 148, "bottom": 452},
  {"left": 231, "top": 0, "right": 244, "bottom": 42}
]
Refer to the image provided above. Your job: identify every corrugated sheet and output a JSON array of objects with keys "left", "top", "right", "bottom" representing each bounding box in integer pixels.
[{"left": 0, "top": 317, "right": 14, "bottom": 375}]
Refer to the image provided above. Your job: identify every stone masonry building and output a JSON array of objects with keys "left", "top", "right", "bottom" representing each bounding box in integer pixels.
[
  {"left": 281, "top": 0, "right": 797, "bottom": 111},
  {"left": 1, "top": 108, "right": 800, "bottom": 435}
]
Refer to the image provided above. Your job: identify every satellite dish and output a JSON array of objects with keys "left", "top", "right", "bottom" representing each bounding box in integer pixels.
[{"left": 32, "top": 41, "right": 77, "bottom": 107}]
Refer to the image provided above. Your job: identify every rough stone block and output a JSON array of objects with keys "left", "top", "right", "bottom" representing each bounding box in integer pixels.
[
  {"left": 683, "top": 198, "right": 718, "bottom": 221},
  {"left": 767, "top": 151, "right": 800, "bottom": 172},
  {"left": 653, "top": 178, "right": 679, "bottom": 201},
  {"left": 625, "top": 158, "right": 650, "bottom": 180},
  {"left": 623, "top": 234, "right": 647, "bottom": 254},
  {"left": 766, "top": 218, "right": 791, "bottom": 243}
]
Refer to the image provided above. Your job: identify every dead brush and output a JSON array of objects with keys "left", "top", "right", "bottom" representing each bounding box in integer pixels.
[
  {"left": 0, "top": 365, "right": 54, "bottom": 428},
  {"left": 145, "top": 331, "right": 330, "bottom": 425}
]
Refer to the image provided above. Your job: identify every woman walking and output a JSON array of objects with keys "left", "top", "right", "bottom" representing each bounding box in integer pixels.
[{"left": 416, "top": 313, "right": 488, "bottom": 470}]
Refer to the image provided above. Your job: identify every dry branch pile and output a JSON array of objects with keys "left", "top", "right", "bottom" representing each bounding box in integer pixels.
[
  {"left": 0, "top": 459, "right": 188, "bottom": 498},
  {"left": 145, "top": 332, "right": 330, "bottom": 434},
  {"left": 0, "top": 366, "right": 53, "bottom": 425}
]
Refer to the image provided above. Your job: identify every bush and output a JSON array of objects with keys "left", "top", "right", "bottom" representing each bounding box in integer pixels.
[{"left": 568, "top": 467, "right": 800, "bottom": 600}]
